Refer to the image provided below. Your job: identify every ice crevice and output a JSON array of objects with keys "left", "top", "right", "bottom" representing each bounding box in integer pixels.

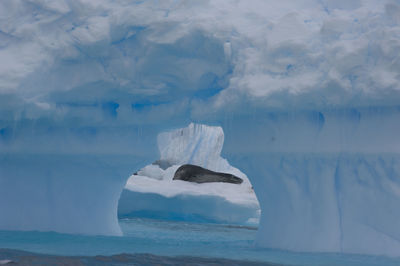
[{"left": 333, "top": 157, "right": 343, "bottom": 253}]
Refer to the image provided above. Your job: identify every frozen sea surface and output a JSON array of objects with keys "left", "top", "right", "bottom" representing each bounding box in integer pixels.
[{"left": 0, "top": 218, "right": 399, "bottom": 266}]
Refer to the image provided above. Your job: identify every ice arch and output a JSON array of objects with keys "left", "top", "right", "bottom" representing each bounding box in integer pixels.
[
  {"left": 1, "top": 109, "right": 400, "bottom": 257},
  {"left": 1, "top": 0, "right": 400, "bottom": 258}
]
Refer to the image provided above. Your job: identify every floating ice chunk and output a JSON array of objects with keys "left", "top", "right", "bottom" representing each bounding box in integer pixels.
[{"left": 120, "top": 123, "right": 260, "bottom": 225}]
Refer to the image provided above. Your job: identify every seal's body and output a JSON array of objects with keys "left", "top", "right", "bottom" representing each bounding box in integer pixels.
[{"left": 173, "top": 164, "right": 243, "bottom": 184}]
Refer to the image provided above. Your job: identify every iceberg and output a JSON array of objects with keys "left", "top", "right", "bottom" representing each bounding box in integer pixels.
[{"left": 0, "top": 0, "right": 400, "bottom": 257}]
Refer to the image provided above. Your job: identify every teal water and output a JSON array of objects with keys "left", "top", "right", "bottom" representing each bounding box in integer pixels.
[{"left": 0, "top": 218, "right": 399, "bottom": 266}]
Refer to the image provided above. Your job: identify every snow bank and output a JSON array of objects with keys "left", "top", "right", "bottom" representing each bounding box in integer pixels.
[{"left": 119, "top": 185, "right": 259, "bottom": 225}]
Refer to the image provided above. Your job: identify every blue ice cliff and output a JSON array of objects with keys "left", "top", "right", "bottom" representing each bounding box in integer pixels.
[{"left": 1, "top": 0, "right": 400, "bottom": 257}]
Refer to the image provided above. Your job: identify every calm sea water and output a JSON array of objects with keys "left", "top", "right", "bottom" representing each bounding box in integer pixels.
[{"left": 0, "top": 218, "right": 399, "bottom": 265}]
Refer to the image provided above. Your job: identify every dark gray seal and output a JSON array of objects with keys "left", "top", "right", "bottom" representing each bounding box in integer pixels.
[{"left": 173, "top": 164, "right": 243, "bottom": 184}]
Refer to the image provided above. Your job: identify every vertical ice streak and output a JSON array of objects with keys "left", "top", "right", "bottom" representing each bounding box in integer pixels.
[{"left": 333, "top": 158, "right": 343, "bottom": 252}]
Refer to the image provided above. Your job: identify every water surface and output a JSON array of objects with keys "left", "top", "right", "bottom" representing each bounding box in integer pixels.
[{"left": 0, "top": 218, "right": 399, "bottom": 265}]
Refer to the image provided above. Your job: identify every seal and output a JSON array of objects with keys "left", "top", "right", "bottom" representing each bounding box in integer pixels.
[{"left": 173, "top": 164, "right": 243, "bottom": 184}]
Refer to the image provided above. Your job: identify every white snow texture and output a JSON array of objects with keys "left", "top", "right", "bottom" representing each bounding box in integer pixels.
[{"left": 1, "top": 0, "right": 400, "bottom": 257}]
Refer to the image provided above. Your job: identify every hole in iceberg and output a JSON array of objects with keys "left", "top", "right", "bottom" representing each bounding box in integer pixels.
[{"left": 117, "top": 123, "right": 260, "bottom": 226}]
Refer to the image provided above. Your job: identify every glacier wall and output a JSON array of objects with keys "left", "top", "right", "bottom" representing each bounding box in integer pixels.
[
  {"left": 0, "top": 154, "right": 152, "bottom": 235},
  {"left": 219, "top": 107, "right": 400, "bottom": 256},
  {"left": 1, "top": 0, "right": 400, "bottom": 257}
]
